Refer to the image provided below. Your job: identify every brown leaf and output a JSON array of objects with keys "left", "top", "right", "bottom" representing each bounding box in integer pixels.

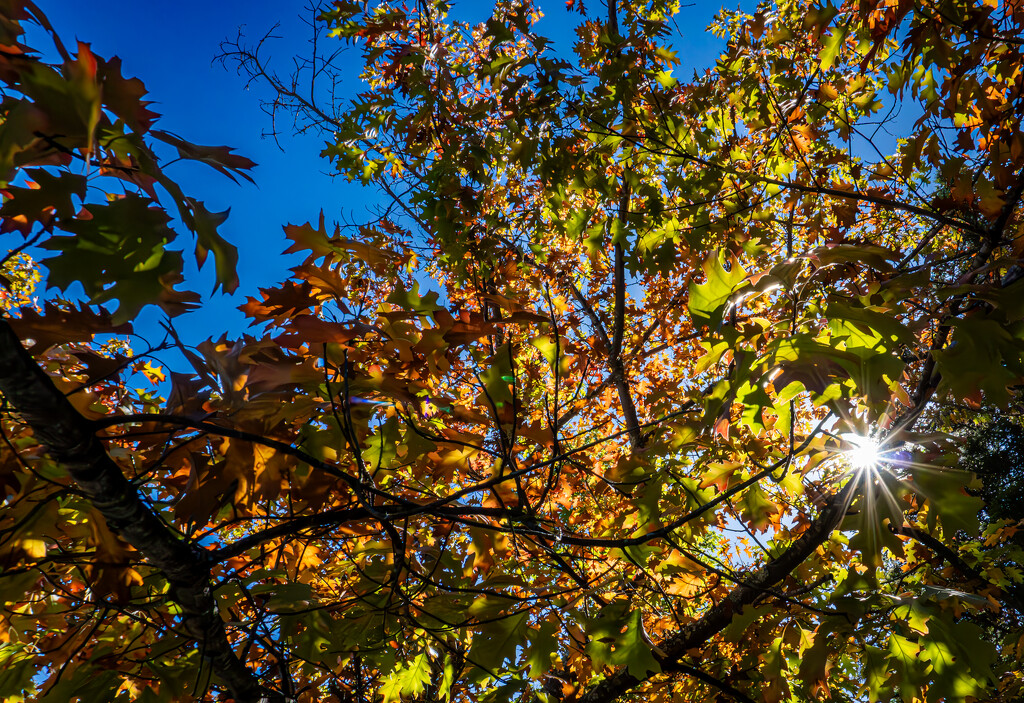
[
  {"left": 282, "top": 212, "right": 337, "bottom": 262},
  {"left": 275, "top": 315, "right": 375, "bottom": 347},
  {"left": 293, "top": 262, "right": 356, "bottom": 302},
  {"left": 246, "top": 356, "right": 322, "bottom": 393},
  {"left": 7, "top": 302, "right": 132, "bottom": 355},
  {"left": 239, "top": 281, "right": 323, "bottom": 325},
  {"left": 167, "top": 372, "right": 211, "bottom": 416},
  {"left": 85, "top": 508, "right": 142, "bottom": 603},
  {"left": 173, "top": 451, "right": 243, "bottom": 525},
  {"left": 151, "top": 129, "right": 256, "bottom": 184},
  {"left": 70, "top": 350, "right": 129, "bottom": 385}
]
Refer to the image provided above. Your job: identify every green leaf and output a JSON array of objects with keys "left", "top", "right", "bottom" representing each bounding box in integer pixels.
[
  {"left": 44, "top": 195, "right": 199, "bottom": 322},
  {"left": 819, "top": 25, "right": 848, "bottom": 71},
  {"left": 735, "top": 379, "right": 774, "bottom": 434},
  {"left": 814, "top": 244, "right": 896, "bottom": 271},
  {"left": 40, "top": 665, "right": 120, "bottom": 702},
  {"left": 738, "top": 483, "right": 779, "bottom": 531},
  {"left": 586, "top": 605, "right": 661, "bottom": 679},
  {"left": 826, "top": 302, "right": 915, "bottom": 347},
  {"left": 0, "top": 169, "right": 86, "bottom": 224},
  {"left": 387, "top": 280, "right": 444, "bottom": 314},
  {"left": 654, "top": 69, "right": 677, "bottom": 88},
  {"left": 862, "top": 645, "right": 892, "bottom": 702},
  {"left": 0, "top": 644, "right": 37, "bottom": 701},
  {"left": 379, "top": 671, "right": 405, "bottom": 703},
  {"left": 526, "top": 619, "right": 559, "bottom": 678},
  {"left": 688, "top": 252, "right": 747, "bottom": 328},
  {"left": 151, "top": 129, "right": 256, "bottom": 184},
  {"left": 478, "top": 343, "right": 515, "bottom": 411},
  {"left": 397, "top": 653, "right": 432, "bottom": 699},
  {"left": 469, "top": 611, "right": 529, "bottom": 672},
  {"left": 530, "top": 334, "right": 562, "bottom": 371},
  {"left": 362, "top": 414, "right": 402, "bottom": 471},
  {"left": 797, "top": 626, "right": 834, "bottom": 693},
  {"left": 291, "top": 610, "right": 333, "bottom": 664},
  {"left": 887, "top": 633, "right": 927, "bottom": 700},
  {"left": 932, "top": 317, "right": 1024, "bottom": 406},
  {"left": 722, "top": 603, "right": 771, "bottom": 642},
  {"left": 438, "top": 654, "right": 456, "bottom": 701},
  {"left": 17, "top": 51, "right": 100, "bottom": 152},
  {"left": 910, "top": 467, "right": 983, "bottom": 535}
]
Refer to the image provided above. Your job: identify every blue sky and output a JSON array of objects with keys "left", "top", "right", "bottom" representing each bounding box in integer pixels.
[
  {"left": 32, "top": 0, "right": 742, "bottom": 348},
  {"left": 38, "top": 0, "right": 368, "bottom": 345}
]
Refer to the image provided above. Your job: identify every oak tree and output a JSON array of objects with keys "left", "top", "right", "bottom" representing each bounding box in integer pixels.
[{"left": 1, "top": 1, "right": 1023, "bottom": 702}]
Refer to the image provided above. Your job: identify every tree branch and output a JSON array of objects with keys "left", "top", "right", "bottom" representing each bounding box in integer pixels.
[
  {"left": 892, "top": 524, "right": 1024, "bottom": 613},
  {"left": 0, "top": 318, "right": 282, "bottom": 703},
  {"left": 576, "top": 479, "right": 856, "bottom": 703}
]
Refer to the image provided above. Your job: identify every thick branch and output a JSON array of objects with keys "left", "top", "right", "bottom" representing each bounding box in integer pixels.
[
  {"left": 0, "top": 318, "right": 280, "bottom": 703},
  {"left": 576, "top": 479, "right": 856, "bottom": 703}
]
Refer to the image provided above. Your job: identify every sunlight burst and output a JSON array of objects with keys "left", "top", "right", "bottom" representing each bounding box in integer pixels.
[{"left": 842, "top": 433, "right": 883, "bottom": 472}]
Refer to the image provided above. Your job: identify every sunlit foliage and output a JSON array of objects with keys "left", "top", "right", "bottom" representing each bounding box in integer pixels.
[{"left": 1, "top": 1, "right": 1023, "bottom": 702}]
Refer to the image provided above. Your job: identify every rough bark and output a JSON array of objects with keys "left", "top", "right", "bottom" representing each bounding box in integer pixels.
[{"left": 0, "top": 317, "right": 280, "bottom": 703}]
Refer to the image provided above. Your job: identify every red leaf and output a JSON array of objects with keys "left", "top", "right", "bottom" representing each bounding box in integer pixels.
[{"left": 97, "top": 55, "right": 159, "bottom": 133}]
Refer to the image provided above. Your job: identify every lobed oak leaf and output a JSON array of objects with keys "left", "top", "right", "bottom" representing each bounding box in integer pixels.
[
  {"left": 283, "top": 212, "right": 337, "bottom": 261},
  {"left": 688, "top": 252, "right": 748, "bottom": 329},
  {"left": 246, "top": 356, "right": 322, "bottom": 393},
  {"left": 700, "top": 461, "right": 742, "bottom": 492},
  {"left": 151, "top": 129, "right": 256, "bottom": 183},
  {"left": 585, "top": 605, "right": 661, "bottom": 679},
  {"left": 0, "top": 169, "right": 86, "bottom": 234},
  {"left": 344, "top": 229, "right": 405, "bottom": 273},
  {"left": 166, "top": 371, "right": 211, "bottom": 416},
  {"left": 174, "top": 449, "right": 245, "bottom": 525},
  {"left": 292, "top": 262, "right": 356, "bottom": 301},
  {"left": 45, "top": 196, "right": 203, "bottom": 322},
  {"left": 812, "top": 243, "right": 897, "bottom": 271},
  {"left": 282, "top": 214, "right": 405, "bottom": 272},
  {"left": 14, "top": 45, "right": 101, "bottom": 154},
  {"left": 85, "top": 508, "right": 142, "bottom": 603},
  {"left": 469, "top": 611, "right": 529, "bottom": 673},
  {"left": 443, "top": 310, "right": 500, "bottom": 346},
  {"left": 0, "top": 100, "right": 59, "bottom": 179},
  {"left": 183, "top": 198, "right": 238, "bottom": 293},
  {"left": 387, "top": 280, "right": 443, "bottom": 314},
  {"left": 95, "top": 55, "right": 159, "bottom": 133},
  {"left": 274, "top": 315, "right": 375, "bottom": 347},
  {"left": 738, "top": 484, "right": 781, "bottom": 532},
  {"left": 137, "top": 360, "right": 165, "bottom": 384},
  {"left": 240, "top": 281, "right": 323, "bottom": 325},
  {"left": 7, "top": 301, "right": 132, "bottom": 355}
]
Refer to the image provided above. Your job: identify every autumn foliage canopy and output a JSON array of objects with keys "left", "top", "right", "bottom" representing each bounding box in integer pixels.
[{"left": 1, "top": 0, "right": 1024, "bottom": 701}]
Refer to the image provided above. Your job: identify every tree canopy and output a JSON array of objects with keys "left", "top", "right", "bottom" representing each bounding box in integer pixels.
[{"left": 1, "top": 0, "right": 1023, "bottom": 702}]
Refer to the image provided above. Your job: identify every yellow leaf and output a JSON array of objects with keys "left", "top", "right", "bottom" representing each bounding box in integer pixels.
[{"left": 19, "top": 538, "right": 46, "bottom": 559}]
